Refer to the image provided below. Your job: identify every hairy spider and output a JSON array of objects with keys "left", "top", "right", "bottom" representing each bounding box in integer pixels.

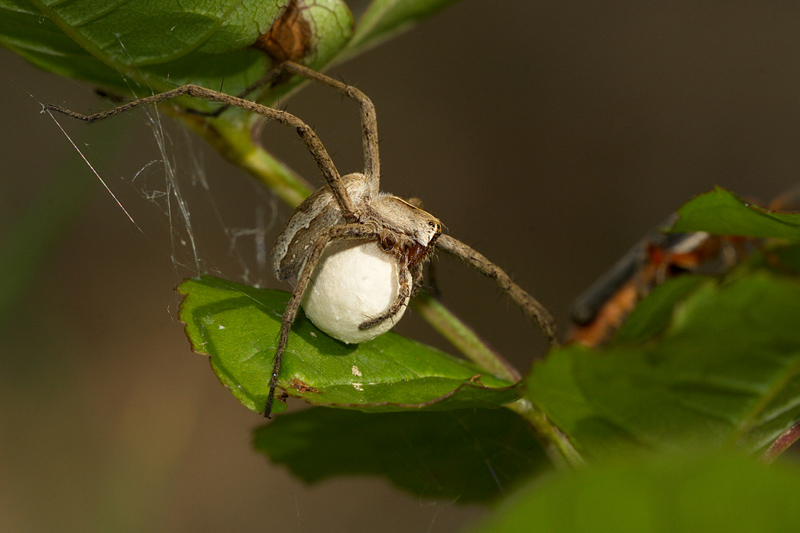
[{"left": 45, "top": 61, "right": 558, "bottom": 417}]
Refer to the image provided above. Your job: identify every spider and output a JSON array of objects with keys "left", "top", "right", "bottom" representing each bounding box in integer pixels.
[{"left": 45, "top": 61, "right": 558, "bottom": 417}]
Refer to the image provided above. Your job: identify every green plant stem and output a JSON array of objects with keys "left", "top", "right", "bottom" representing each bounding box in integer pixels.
[
  {"left": 508, "top": 399, "right": 585, "bottom": 469},
  {"left": 761, "top": 422, "right": 800, "bottom": 463},
  {"left": 409, "top": 295, "right": 583, "bottom": 467},
  {"left": 410, "top": 291, "right": 519, "bottom": 382},
  {"left": 175, "top": 109, "right": 582, "bottom": 467}
]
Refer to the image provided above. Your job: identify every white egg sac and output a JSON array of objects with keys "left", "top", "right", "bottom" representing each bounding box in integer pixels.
[{"left": 301, "top": 240, "right": 411, "bottom": 344}]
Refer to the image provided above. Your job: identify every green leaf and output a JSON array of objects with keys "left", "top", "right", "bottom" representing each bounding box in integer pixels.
[
  {"left": 178, "top": 275, "right": 519, "bottom": 414},
  {"left": 341, "top": 0, "right": 464, "bottom": 60},
  {"left": 671, "top": 187, "right": 800, "bottom": 240},
  {"left": 0, "top": 0, "right": 353, "bottom": 96},
  {"left": 474, "top": 453, "right": 800, "bottom": 532},
  {"left": 253, "top": 407, "right": 550, "bottom": 502},
  {"left": 611, "top": 274, "right": 707, "bottom": 344},
  {"left": 526, "top": 269, "right": 800, "bottom": 458}
]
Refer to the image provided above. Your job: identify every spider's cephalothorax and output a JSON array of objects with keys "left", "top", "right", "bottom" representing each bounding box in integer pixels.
[{"left": 44, "top": 61, "right": 557, "bottom": 419}]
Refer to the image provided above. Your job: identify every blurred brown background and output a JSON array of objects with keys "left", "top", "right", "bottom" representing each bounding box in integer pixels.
[{"left": 2, "top": 1, "right": 799, "bottom": 531}]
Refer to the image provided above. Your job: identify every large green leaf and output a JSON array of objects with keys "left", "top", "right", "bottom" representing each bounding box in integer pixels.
[
  {"left": 253, "top": 407, "right": 550, "bottom": 502},
  {"left": 0, "top": 0, "right": 353, "bottom": 96},
  {"left": 526, "top": 268, "right": 800, "bottom": 458},
  {"left": 2, "top": 0, "right": 472, "bottom": 97},
  {"left": 178, "top": 275, "right": 520, "bottom": 414},
  {"left": 474, "top": 453, "right": 800, "bottom": 532},
  {"left": 670, "top": 187, "right": 800, "bottom": 240}
]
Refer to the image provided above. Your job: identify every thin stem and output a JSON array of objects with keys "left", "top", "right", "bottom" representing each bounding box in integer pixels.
[
  {"left": 761, "top": 422, "right": 800, "bottom": 463},
  {"left": 412, "top": 292, "right": 583, "bottom": 468},
  {"left": 507, "top": 399, "right": 585, "bottom": 469},
  {"left": 411, "top": 291, "right": 519, "bottom": 382}
]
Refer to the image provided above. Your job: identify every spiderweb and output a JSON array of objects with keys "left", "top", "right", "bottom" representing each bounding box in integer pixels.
[{"left": 43, "top": 86, "right": 281, "bottom": 296}]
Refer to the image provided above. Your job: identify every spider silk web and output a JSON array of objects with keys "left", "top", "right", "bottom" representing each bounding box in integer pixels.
[{"left": 44, "top": 81, "right": 280, "bottom": 294}]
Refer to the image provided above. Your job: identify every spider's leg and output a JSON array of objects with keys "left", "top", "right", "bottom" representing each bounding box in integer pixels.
[
  {"left": 266, "top": 223, "right": 378, "bottom": 418},
  {"left": 357, "top": 257, "right": 412, "bottom": 331},
  {"left": 436, "top": 234, "right": 559, "bottom": 346},
  {"left": 280, "top": 62, "right": 380, "bottom": 189},
  {"left": 45, "top": 83, "right": 357, "bottom": 221},
  {"left": 422, "top": 256, "right": 441, "bottom": 297},
  {"left": 410, "top": 262, "right": 426, "bottom": 297},
  {"left": 184, "top": 67, "right": 285, "bottom": 118},
  {"left": 45, "top": 85, "right": 211, "bottom": 124},
  {"left": 187, "top": 61, "right": 380, "bottom": 188}
]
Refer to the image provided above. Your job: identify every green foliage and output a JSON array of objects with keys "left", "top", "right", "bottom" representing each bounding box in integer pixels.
[
  {"left": 1, "top": 0, "right": 301, "bottom": 95},
  {"left": 178, "top": 276, "right": 519, "bottom": 415},
  {"left": 474, "top": 452, "right": 800, "bottom": 532},
  {"left": 0, "top": 0, "right": 470, "bottom": 205},
  {"left": 469, "top": 189, "right": 800, "bottom": 526},
  {"left": 176, "top": 190, "right": 800, "bottom": 507},
  {"left": 670, "top": 187, "right": 800, "bottom": 240},
  {"left": 0, "top": 0, "right": 460, "bottom": 99},
  {"left": 527, "top": 270, "right": 800, "bottom": 457},
  {"left": 253, "top": 407, "right": 550, "bottom": 502}
]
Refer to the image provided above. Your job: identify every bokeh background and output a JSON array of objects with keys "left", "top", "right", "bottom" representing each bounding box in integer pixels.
[{"left": 2, "top": 1, "right": 800, "bottom": 531}]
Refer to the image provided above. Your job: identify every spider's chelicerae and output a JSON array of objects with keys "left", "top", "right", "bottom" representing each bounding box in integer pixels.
[{"left": 45, "top": 61, "right": 558, "bottom": 417}]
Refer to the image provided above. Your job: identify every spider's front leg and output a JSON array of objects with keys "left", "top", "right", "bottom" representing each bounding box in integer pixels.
[
  {"left": 436, "top": 234, "right": 559, "bottom": 346},
  {"left": 266, "top": 224, "right": 378, "bottom": 418},
  {"left": 193, "top": 60, "right": 381, "bottom": 191},
  {"left": 43, "top": 70, "right": 360, "bottom": 220}
]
